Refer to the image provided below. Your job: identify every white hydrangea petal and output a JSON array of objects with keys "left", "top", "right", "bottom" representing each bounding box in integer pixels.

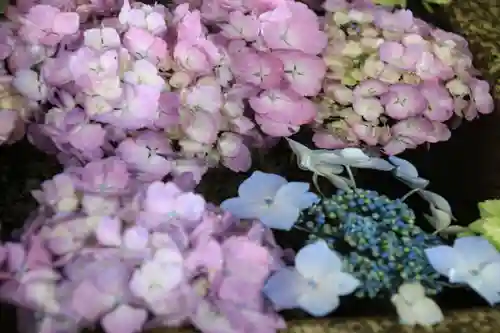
[{"left": 295, "top": 240, "right": 342, "bottom": 279}]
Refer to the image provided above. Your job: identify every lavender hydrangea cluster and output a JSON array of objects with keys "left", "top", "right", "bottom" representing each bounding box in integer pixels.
[
  {"left": 0, "top": 162, "right": 288, "bottom": 333},
  {"left": 314, "top": 3, "right": 494, "bottom": 153},
  {"left": 0, "top": 0, "right": 333, "bottom": 180},
  {"left": 297, "top": 188, "right": 446, "bottom": 298}
]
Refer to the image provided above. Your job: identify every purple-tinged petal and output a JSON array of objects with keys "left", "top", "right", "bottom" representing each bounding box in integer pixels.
[
  {"left": 263, "top": 267, "right": 304, "bottom": 310},
  {"left": 101, "top": 304, "right": 147, "bottom": 333}
]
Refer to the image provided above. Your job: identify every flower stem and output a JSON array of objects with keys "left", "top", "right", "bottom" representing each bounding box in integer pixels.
[
  {"left": 293, "top": 225, "right": 314, "bottom": 233},
  {"left": 312, "top": 173, "right": 326, "bottom": 197},
  {"left": 401, "top": 188, "right": 420, "bottom": 202},
  {"left": 345, "top": 166, "right": 356, "bottom": 188}
]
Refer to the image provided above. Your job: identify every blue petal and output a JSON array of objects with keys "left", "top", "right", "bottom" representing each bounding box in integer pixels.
[
  {"left": 454, "top": 236, "right": 500, "bottom": 266},
  {"left": 424, "top": 245, "right": 458, "bottom": 277},
  {"left": 263, "top": 267, "right": 304, "bottom": 310},
  {"left": 274, "top": 182, "right": 319, "bottom": 210},
  {"left": 259, "top": 203, "right": 299, "bottom": 230},
  {"left": 295, "top": 240, "right": 342, "bottom": 280},
  {"left": 481, "top": 262, "right": 500, "bottom": 286},
  {"left": 470, "top": 283, "right": 500, "bottom": 306},
  {"left": 336, "top": 272, "right": 361, "bottom": 296},
  {"left": 238, "top": 171, "right": 287, "bottom": 200},
  {"left": 467, "top": 263, "right": 500, "bottom": 306},
  {"left": 474, "top": 262, "right": 500, "bottom": 305},
  {"left": 220, "top": 197, "right": 262, "bottom": 219},
  {"left": 297, "top": 275, "right": 340, "bottom": 317}
]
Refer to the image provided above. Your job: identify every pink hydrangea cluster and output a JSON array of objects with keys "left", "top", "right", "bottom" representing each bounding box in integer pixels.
[
  {"left": 313, "top": 0, "right": 494, "bottom": 154},
  {"left": 0, "top": 0, "right": 333, "bottom": 180},
  {"left": 0, "top": 159, "right": 288, "bottom": 333}
]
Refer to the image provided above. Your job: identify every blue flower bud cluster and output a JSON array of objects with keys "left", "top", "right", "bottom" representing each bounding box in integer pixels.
[{"left": 297, "top": 188, "right": 446, "bottom": 298}]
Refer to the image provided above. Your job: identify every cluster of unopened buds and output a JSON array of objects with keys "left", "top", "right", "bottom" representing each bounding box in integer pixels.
[{"left": 313, "top": 0, "right": 494, "bottom": 154}]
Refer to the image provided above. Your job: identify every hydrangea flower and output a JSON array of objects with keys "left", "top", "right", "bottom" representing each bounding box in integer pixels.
[
  {"left": 264, "top": 239, "right": 360, "bottom": 316},
  {"left": 315, "top": 2, "right": 493, "bottom": 154},
  {"left": 1, "top": 0, "right": 329, "bottom": 175},
  {"left": 391, "top": 282, "right": 444, "bottom": 327},
  {"left": 221, "top": 171, "right": 319, "bottom": 230},
  {"left": 0, "top": 0, "right": 492, "bottom": 164},
  {"left": 425, "top": 236, "right": 500, "bottom": 305},
  {"left": 0, "top": 169, "right": 288, "bottom": 333},
  {"left": 297, "top": 188, "right": 446, "bottom": 297}
]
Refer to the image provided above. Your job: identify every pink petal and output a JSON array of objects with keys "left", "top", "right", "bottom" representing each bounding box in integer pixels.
[
  {"left": 312, "top": 131, "right": 354, "bottom": 149},
  {"left": 5, "top": 242, "right": 26, "bottom": 272},
  {"left": 223, "top": 145, "right": 252, "bottom": 172},
  {"left": 95, "top": 217, "right": 122, "bottom": 247},
  {"left": 71, "top": 281, "right": 115, "bottom": 321},
  {"left": 52, "top": 12, "right": 80, "bottom": 35},
  {"left": 183, "top": 111, "right": 218, "bottom": 144},
  {"left": 255, "top": 115, "right": 299, "bottom": 137},
  {"left": 123, "top": 226, "right": 149, "bottom": 250},
  {"left": 351, "top": 123, "right": 379, "bottom": 146},
  {"left": 101, "top": 304, "right": 147, "bottom": 333},
  {"left": 185, "top": 238, "right": 223, "bottom": 282},
  {"left": 26, "top": 5, "right": 59, "bottom": 29},
  {"left": 383, "top": 139, "right": 411, "bottom": 155},
  {"left": 25, "top": 235, "right": 52, "bottom": 269},
  {"left": 174, "top": 193, "right": 206, "bottom": 221}
]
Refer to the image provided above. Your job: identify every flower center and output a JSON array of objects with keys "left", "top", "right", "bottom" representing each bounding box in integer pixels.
[
  {"left": 307, "top": 279, "right": 318, "bottom": 288},
  {"left": 264, "top": 198, "right": 274, "bottom": 206}
]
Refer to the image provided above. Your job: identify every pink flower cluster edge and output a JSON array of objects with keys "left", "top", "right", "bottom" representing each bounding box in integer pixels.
[{"left": 0, "top": 164, "right": 290, "bottom": 333}]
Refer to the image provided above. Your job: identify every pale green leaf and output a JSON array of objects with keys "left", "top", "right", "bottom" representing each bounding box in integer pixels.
[
  {"left": 371, "top": 0, "right": 406, "bottom": 7},
  {"left": 424, "top": 0, "right": 451, "bottom": 4},
  {"left": 464, "top": 217, "right": 500, "bottom": 250},
  {"left": 478, "top": 200, "right": 500, "bottom": 218},
  {"left": 468, "top": 219, "right": 487, "bottom": 233}
]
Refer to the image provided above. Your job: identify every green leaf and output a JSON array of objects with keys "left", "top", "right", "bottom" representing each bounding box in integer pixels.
[
  {"left": 371, "top": 0, "right": 407, "bottom": 7},
  {"left": 424, "top": 0, "right": 451, "bottom": 4},
  {"left": 478, "top": 199, "right": 500, "bottom": 218},
  {"left": 468, "top": 219, "right": 487, "bottom": 233},
  {"left": 0, "top": 0, "right": 7, "bottom": 14},
  {"left": 467, "top": 217, "right": 500, "bottom": 251},
  {"left": 422, "top": 2, "right": 434, "bottom": 12}
]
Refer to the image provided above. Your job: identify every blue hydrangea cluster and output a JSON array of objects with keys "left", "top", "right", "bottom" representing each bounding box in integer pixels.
[{"left": 297, "top": 188, "right": 446, "bottom": 298}]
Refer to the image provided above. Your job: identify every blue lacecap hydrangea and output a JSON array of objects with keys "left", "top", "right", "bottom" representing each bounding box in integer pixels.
[{"left": 297, "top": 188, "right": 446, "bottom": 298}]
